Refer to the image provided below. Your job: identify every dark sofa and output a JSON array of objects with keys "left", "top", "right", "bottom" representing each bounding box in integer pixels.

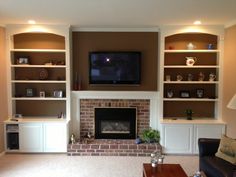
[{"left": 198, "top": 138, "right": 236, "bottom": 177}]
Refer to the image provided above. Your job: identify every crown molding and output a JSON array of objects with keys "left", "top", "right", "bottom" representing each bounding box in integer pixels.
[
  {"left": 72, "top": 26, "right": 160, "bottom": 32},
  {"left": 225, "top": 19, "right": 236, "bottom": 28}
]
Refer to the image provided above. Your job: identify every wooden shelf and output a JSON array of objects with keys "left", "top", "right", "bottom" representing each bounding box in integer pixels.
[
  {"left": 163, "top": 98, "right": 218, "bottom": 101},
  {"left": 11, "top": 65, "right": 66, "bottom": 68},
  {"left": 164, "top": 81, "right": 218, "bottom": 84},
  {"left": 10, "top": 49, "right": 66, "bottom": 53},
  {"left": 11, "top": 80, "right": 66, "bottom": 83},
  {"left": 12, "top": 97, "right": 67, "bottom": 101},
  {"left": 164, "top": 65, "right": 219, "bottom": 68},
  {"left": 164, "top": 49, "right": 219, "bottom": 53}
]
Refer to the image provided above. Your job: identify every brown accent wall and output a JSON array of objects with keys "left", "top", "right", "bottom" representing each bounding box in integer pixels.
[
  {"left": 72, "top": 32, "right": 158, "bottom": 91},
  {"left": 223, "top": 25, "right": 236, "bottom": 138},
  {"left": 0, "top": 27, "right": 7, "bottom": 153}
]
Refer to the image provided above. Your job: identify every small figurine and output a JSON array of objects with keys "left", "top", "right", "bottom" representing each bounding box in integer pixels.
[
  {"left": 70, "top": 134, "right": 76, "bottom": 144},
  {"left": 198, "top": 72, "right": 205, "bottom": 81}
]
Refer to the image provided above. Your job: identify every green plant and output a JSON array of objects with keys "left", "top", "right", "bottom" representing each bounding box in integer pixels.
[
  {"left": 142, "top": 128, "right": 160, "bottom": 143},
  {"left": 185, "top": 109, "right": 194, "bottom": 120}
]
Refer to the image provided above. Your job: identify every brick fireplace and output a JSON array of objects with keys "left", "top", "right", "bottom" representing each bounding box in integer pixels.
[
  {"left": 69, "top": 91, "right": 161, "bottom": 156},
  {"left": 80, "top": 99, "right": 150, "bottom": 139}
]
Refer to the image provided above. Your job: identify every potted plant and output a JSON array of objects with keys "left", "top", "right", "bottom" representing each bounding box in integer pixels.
[
  {"left": 141, "top": 128, "right": 160, "bottom": 143},
  {"left": 185, "top": 109, "right": 194, "bottom": 120}
]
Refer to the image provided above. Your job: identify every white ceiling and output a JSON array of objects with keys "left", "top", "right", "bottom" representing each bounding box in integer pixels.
[{"left": 0, "top": 0, "right": 236, "bottom": 28}]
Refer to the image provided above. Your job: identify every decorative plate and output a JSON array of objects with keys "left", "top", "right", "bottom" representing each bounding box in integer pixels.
[{"left": 39, "top": 68, "right": 48, "bottom": 80}]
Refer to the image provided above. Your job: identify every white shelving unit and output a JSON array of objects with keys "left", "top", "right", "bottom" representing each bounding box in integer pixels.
[
  {"left": 159, "top": 25, "right": 226, "bottom": 154},
  {"left": 4, "top": 24, "right": 71, "bottom": 153}
]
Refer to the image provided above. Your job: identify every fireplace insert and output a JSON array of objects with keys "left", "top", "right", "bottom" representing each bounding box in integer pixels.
[{"left": 95, "top": 107, "right": 137, "bottom": 139}]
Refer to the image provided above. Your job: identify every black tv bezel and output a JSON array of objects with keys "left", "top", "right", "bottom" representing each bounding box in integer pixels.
[{"left": 89, "top": 51, "right": 141, "bottom": 85}]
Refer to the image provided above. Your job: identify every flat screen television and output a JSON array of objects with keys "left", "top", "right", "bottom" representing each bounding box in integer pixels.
[{"left": 89, "top": 51, "right": 141, "bottom": 85}]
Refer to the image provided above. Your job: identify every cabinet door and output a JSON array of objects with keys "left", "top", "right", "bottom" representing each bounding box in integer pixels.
[
  {"left": 43, "top": 123, "right": 67, "bottom": 152},
  {"left": 162, "top": 124, "right": 193, "bottom": 154},
  {"left": 19, "top": 123, "right": 43, "bottom": 152},
  {"left": 193, "top": 124, "right": 225, "bottom": 154}
]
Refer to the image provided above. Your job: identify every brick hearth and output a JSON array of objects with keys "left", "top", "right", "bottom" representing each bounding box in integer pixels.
[{"left": 67, "top": 139, "right": 162, "bottom": 156}]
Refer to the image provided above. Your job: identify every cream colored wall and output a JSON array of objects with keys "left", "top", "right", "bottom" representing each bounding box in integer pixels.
[
  {"left": 0, "top": 27, "right": 7, "bottom": 153},
  {"left": 223, "top": 25, "right": 236, "bottom": 138}
]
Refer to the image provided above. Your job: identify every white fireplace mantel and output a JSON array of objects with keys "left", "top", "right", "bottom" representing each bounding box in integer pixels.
[{"left": 70, "top": 91, "right": 160, "bottom": 137}]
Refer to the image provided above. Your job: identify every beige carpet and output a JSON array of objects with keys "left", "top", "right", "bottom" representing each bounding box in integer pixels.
[{"left": 0, "top": 154, "right": 199, "bottom": 177}]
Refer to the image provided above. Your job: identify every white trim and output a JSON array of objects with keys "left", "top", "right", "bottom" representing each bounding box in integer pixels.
[{"left": 71, "top": 27, "right": 160, "bottom": 32}]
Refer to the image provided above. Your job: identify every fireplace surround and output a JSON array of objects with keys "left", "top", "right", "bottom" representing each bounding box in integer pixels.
[
  {"left": 95, "top": 107, "right": 137, "bottom": 139},
  {"left": 69, "top": 91, "right": 160, "bottom": 156}
]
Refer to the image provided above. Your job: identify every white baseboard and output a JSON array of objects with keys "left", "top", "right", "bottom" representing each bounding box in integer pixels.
[{"left": 0, "top": 151, "right": 5, "bottom": 156}]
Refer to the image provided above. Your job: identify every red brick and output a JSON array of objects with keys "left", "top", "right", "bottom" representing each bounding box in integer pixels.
[
  {"left": 119, "top": 153, "right": 128, "bottom": 156},
  {"left": 82, "top": 145, "right": 91, "bottom": 149},
  {"left": 129, "top": 145, "right": 137, "bottom": 149},
  {"left": 77, "top": 150, "right": 86, "bottom": 152},
  {"left": 96, "top": 149, "right": 105, "bottom": 152},
  {"left": 91, "top": 153, "right": 99, "bottom": 156},
  {"left": 72, "top": 144, "right": 80, "bottom": 149},
  {"left": 129, "top": 153, "right": 137, "bottom": 156},
  {"left": 87, "top": 150, "right": 95, "bottom": 152},
  {"left": 120, "top": 145, "right": 128, "bottom": 149},
  {"left": 138, "top": 145, "right": 147, "bottom": 150},
  {"left": 100, "top": 145, "right": 109, "bottom": 149},
  {"left": 91, "top": 145, "right": 99, "bottom": 149},
  {"left": 110, "top": 145, "right": 118, "bottom": 149}
]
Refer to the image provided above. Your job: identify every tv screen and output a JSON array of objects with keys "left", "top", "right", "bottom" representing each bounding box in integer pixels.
[{"left": 89, "top": 51, "right": 141, "bottom": 85}]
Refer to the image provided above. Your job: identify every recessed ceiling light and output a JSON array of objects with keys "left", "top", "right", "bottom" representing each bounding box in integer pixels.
[
  {"left": 28, "top": 20, "right": 36, "bottom": 24},
  {"left": 193, "top": 20, "right": 201, "bottom": 25}
]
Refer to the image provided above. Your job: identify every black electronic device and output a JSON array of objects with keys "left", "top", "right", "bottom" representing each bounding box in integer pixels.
[{"left": 89, "top": 51, "right": 141, "bottom": 85}]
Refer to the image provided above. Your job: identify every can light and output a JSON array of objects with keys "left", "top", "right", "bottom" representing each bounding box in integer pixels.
[
  {"left": 193, "top": 20, "right": 201, "bottom": 25},
  {"left": 28, "top": 20, "right": 36, "bottom": 24}
]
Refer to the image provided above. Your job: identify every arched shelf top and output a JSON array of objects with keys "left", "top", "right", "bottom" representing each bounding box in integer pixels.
[
  {"left": 13, "top": 32, "right": 65, "bottom": 50},
  {"left": 164, "top": 33, "right": 218, "bottom": 50},
  {"left": 165, "top": 32, "right": 217, "bottom": 39}
]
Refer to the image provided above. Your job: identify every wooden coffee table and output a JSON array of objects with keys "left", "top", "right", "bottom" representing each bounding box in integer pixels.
[{"left": 143, "top": 163, "right": 188, "bottom": 177}]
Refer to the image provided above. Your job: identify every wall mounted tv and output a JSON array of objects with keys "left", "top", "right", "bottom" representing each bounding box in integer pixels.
[{"left": 89, "top": 51, "right": 141, "bottom": 85}]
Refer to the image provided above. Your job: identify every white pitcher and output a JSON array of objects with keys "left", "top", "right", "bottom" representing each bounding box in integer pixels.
[{"left": 186, "top": 57, "right": 197, "bottom": 66}]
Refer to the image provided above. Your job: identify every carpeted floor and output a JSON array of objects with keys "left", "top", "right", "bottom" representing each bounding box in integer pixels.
[{"left": 0, "top": 154, "right": 199, "bottom": 177}]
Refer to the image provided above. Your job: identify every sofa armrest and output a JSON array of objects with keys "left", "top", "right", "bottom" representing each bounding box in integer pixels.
[{"left": 198, "top": 138, "right": 220, "bottom": 157}]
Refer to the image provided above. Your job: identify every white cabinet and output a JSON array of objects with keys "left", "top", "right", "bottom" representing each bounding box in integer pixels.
[
  {"left": 161, "top": 121, "right": 226, "bottom": 154},
  {"left": 43, "top": 123, "right": 67, "bottom": 152},
  {"left": 162, "top": 124, "right": 193, "bottom": 154},
  {"left": 6, "top": 121, "right": 68, "bottom": 153},
  {"left": 193, "top": 124, "right": 225, "bottom": 153},
  {"left": 19, "top": 123, "right": 43, "bottom": 152}
]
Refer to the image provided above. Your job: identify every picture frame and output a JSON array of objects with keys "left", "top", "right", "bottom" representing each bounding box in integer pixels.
[
  {"left": 39, "top": 91, "right": 45, "bottom": 98},
  {"left": 26, "top": 88, "right": 34, "bottom": 97},
  {"left": 17, "top": 57, "right": 29, "bottom": 65},
  {"left": 196, "top": 89, "right": 204, "bottom": 98},
  {"left": 180, "top": 91, "right": 190, "bottom": 98},
  {"left": 53, "top": 90, "right": 63, "bottom": 98}
]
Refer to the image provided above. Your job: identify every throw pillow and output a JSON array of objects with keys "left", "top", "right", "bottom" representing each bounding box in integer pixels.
[{"left": 215, "top": 134, "right": 236, "bottom": 164}]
